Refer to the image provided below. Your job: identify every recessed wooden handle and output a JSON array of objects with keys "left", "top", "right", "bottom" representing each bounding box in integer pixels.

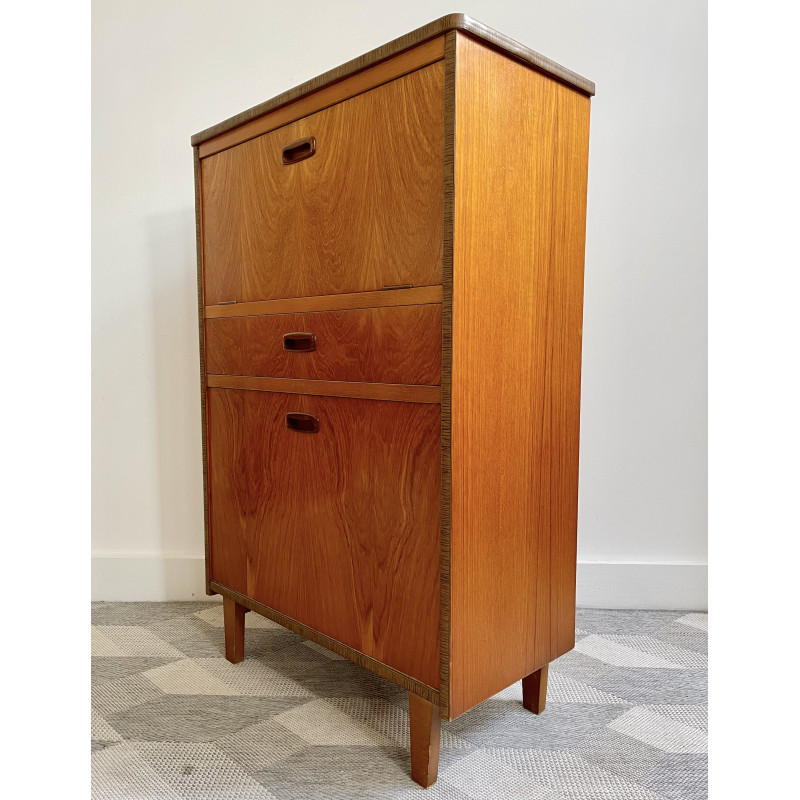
[
  {"left": 285, "top": 412, "right": 320, "bottom": 434},
  {"left": 283, "top": 332, "right": 316, "bottom": 352},
  {"left": 281, "top": 137, "right": 316, "bottom": 165}
]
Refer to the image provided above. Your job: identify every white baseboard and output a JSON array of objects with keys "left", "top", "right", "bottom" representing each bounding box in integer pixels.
[
  {"left": 92, "top": 554, "right": 707, "bottom": 610},
  {"left": 91, "top": 554, "right": 220, "bottom": 602},
  {"left": 576, "top": 562, "right": 707, "bottom": 610}
]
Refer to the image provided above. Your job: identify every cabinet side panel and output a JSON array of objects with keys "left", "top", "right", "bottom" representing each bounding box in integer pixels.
[{"left": 450, "top": 34, "right": 590, "bottom": 719}]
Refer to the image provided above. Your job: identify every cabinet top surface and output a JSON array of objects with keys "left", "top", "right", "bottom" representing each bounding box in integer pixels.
[{"left": 191, "top": 13, "right": 595, "bottom": 147}]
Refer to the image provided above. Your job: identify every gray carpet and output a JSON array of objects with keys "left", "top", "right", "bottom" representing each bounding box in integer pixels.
[{"left": 91, "top": 603, "right": 707, "bottom": 800}]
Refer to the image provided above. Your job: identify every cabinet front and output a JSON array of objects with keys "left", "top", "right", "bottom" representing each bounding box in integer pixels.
[
  {"left": 206, "top": 388, "right": 441, "bottom": 688},
  {"left": 201, "top": 61, "right": 444, "bottom": 306}
]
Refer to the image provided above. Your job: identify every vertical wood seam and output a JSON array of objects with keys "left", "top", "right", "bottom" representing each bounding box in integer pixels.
[
  {"left": 439, "top": 30, "right": 456, "bottom": 721},
  {"left": 547, "top": 105, "right": 559, "bottom": 661}
]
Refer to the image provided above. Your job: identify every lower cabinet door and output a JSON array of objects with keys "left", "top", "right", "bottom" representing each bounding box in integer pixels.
[{"left": 206, "top": 388, "right": 441, "bottom": 688}]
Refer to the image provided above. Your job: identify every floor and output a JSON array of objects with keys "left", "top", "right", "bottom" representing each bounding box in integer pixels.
[{"left": 91, "top": 603, "right": 707, "bottom": 800}]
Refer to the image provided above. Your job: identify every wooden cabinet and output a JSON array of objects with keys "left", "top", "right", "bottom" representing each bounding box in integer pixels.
[{"left": 193, "top": 14, "right": 593, "bottom": 788}]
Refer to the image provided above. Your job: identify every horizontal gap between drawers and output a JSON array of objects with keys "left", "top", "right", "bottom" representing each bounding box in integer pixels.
[
  {"left": 209, "top": 582, "right": 440, "bottom": 703},
  {"left": 205, "top": 285, "right": 443, "bottom": 318},
  {"left": 206, "top": 375, "right": 441, "bottom": 404}
]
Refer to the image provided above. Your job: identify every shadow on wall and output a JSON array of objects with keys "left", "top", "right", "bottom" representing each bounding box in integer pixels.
[{"left": 147, "top": 206, "right": 206, "bottom": 596}]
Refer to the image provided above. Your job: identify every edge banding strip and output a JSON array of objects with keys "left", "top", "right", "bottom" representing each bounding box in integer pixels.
[{"left": 438, "top": 29, "right": 456, "bottom": 722}]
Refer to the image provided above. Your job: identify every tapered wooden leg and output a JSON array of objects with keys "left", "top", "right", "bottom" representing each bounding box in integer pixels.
[
  {"left": 522, "top": 664, "right": 548, "bottom": 714},
  {"left": 223, "top": 596, "right": 245, "bottom": 664},
  {"left": 408, "top": 692, "right": 441, "bottom": 788}
]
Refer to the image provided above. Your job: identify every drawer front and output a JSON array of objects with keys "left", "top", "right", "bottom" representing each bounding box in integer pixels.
[
  {"left": 201, "top": 61, "right": 444, "bottom": 306},
  {"left": 205, "top": 303, "right": 442, "bottom": 385},
  {"left": 207, "top": 388, "right": 441, "bottom": 687}
]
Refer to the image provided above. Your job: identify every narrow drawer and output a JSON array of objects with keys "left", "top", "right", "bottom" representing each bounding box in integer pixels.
[
  {"left": 207, "top": 388, "right": 441, "bottom": 687},
  {"left": 200, "top": 61, "right": 444, "bottom": 306},
  {"left": 205, "top": 303, "right": 441, "bottom": 385}
]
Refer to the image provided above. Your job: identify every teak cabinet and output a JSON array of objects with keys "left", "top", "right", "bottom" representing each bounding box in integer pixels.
[{"left": 192, "top": 14, "right": 593, "bottom": 788}]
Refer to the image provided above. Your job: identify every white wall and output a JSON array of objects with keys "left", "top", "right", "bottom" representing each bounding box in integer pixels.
[{"left": 92, "top": 0, "right": 707, "bottom": 608}]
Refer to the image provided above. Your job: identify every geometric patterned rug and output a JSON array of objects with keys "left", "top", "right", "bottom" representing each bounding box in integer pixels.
[{"left": 91, "top": 603, "right": 707, "bottom": 800}]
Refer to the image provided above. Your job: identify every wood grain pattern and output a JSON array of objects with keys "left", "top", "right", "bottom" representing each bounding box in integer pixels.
[
  {"left": 201, "top": 63, "right": 443, "bottom": 307},
  {"left": 409, "top": 692, "right": 441, "bottom": 787},
  {"left": 205, "top": 375, "right": 440, "bottom": 404},
  {"left": 223, "top": 596, "right": 245, "bottom": 664},
  {"left": 190, "top": 13, "right": 593, "bottom": 149},
  {"left": 205, "top": 286, "right": 442, "bottom": 319},
  {"left": 210, "top": 582, "right": 440, "bottom": 702},
  {"left": 207, "top": 389, "right": 441, "bottom": 687},
  {"left": 198, "top": 38, "right": 444, "bottom": 158},
  {"left": 448, "top": 34, "right": 590, "bottom": 719},
  {"left": 206, "top": 304, "right": 442, "bottom": 385},
  {"left": 522, "top": 664, "right": 548, "bottom": 714}
]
